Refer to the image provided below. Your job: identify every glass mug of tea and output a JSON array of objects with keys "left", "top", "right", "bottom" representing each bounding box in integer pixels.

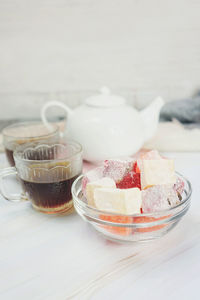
[
  {"left": 0, "top": 141, "right": 82, "bottom": 214},
  {"left": 2, "top": 122, "right": 60, "bottom": 166}
]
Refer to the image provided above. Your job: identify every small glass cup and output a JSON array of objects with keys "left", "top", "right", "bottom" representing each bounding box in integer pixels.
[
  {"left": 0, "top": 141, "right": 82, "bottom": 214},
  {"left": 2, "top": 121, "right": 60, "bottom": 166}
]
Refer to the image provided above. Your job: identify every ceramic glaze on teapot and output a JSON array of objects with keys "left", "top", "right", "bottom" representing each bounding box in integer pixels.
[{"left": 41, "top": 87, "right": 164, "bottom": 162}]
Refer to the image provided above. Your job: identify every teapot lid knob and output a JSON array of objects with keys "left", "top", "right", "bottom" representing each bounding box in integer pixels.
[
  {"left": 100, "top": 86, "right": 111, "bottom": 95},
  {"left": 85, "top": 86, "right": 126, "bottom": 107}
]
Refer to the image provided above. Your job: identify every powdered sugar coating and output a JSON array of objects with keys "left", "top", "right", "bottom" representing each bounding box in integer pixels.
[
  {"left": 116, "top": 161, "right": 141, "bottom": 189},
  {"left": 103, "top": 158, "right": 135, "bottom": 182},
  {"left": 141, "top": 150, "right": 162, "bottom": 160},
  {"left": 174, "top": 176, "right": 185, "bottom": 195},
  {"left": 142, "top": 185, "right": 180, "bottom": 213},
  {"left": 137, "top": 150, "right": 162, "bottom": 170},
  {"left": 82, "top": 167, "right": 103, "bottom": 197}
]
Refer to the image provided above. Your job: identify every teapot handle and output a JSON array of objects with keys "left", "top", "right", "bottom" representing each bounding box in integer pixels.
[{"left": 41, "top": 101, "right": 73, "bottom": 131}]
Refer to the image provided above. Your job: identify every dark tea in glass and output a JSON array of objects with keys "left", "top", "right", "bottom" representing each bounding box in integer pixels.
[
  {"left": 5, "top": 148, "right": 15, "bottom": 166},
  {"left": 0, "top": 141, "right": 82, "bottom": 214},
  {"left": 21, "top": 175, "right": 79, "bottom": 212}
]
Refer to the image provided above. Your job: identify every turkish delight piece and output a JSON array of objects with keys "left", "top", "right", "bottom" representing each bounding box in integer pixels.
[
  {"left": 94, "top": 187, "right": 141, "bottom": 214},
  {"left": 137, "top": 150, "right": 162, "bottom": 170},
  {"left": 133, "top": 215, "right": 169, "bottom": 233},
  {"left": 124, "top": 188, "right": 142, "bottom": 214},
  {"left": 99, "top": 215, "right": 133, "bottom": 236},
  {"left": 140, "top": 149, "right": 162, "bottom": 160},
  {"left": 140, "top": 159, "right": 176, "bottom": 189},
  {"left": 142, "top": 185, "right": 180, "bottom": 213},
  {"left": 82, "top": 167, "right": 104, "bottom": 197},
  {"left": 103, "top": 158, "right": 134, "bottom": 182},
  {"left": 86, "top": 177, "right": 116, "bottom": 207},
  {"left": 116, "top": 162, "right": 141, "bottom": 189}
]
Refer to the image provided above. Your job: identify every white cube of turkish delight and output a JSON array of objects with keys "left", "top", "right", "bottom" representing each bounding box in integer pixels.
[
  {"left": 86, "top": 177, "right": 116, "bottom": 207},
  {"left": 94, "top": 187, "right": 141, "bottom": 214},
  {"left": 140, "top": 159, "right": 176, "bottom": 189}
]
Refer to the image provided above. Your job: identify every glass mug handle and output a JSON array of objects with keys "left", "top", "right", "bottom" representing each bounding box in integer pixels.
[
  {"left": 41, "top": 101, "right": 73, "bottom": 136},
  {"left": 0, "top": 167, "right": 23, "bottom": 202}
]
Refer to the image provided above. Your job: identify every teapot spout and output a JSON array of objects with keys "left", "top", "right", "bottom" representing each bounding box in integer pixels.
[{"left": 140, "top": 97, "right": 164, "bottom": 142}]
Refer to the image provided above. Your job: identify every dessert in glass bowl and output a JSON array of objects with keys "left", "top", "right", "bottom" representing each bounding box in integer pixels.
[{"left": 72, "top": 150, "right": 192, "bottom": 243}]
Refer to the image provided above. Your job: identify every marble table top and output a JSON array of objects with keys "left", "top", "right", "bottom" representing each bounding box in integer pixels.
[{"left": 0, "top": 152, "right": 199, "bottom": 300}]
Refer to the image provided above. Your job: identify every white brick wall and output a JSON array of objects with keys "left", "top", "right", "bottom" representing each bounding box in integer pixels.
[{"left": 0, "top": 0, "right": 200, "bottom": 119}]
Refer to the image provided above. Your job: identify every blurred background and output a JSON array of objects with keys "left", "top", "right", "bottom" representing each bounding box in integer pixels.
[{"left": 0, "top": 0, "right": 199, "bottom": 120}]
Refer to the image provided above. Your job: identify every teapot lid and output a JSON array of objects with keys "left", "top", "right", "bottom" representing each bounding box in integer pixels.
[{"left": 85, "top": 87, "right": 126, "bottom": 107}]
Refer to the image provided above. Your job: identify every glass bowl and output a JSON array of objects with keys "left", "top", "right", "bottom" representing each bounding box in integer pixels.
[{"left": 72, "top": 173, "right": 192, "bottom": 243}]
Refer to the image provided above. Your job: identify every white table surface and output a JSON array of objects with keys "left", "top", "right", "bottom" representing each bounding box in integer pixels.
[{"left": 0, "top": 152, "right": 199, "bottom": 300}]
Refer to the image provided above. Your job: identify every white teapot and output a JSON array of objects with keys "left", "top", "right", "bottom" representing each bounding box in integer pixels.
[{"left": 41, "top": 88, "right": 164, "bottom": 162}]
